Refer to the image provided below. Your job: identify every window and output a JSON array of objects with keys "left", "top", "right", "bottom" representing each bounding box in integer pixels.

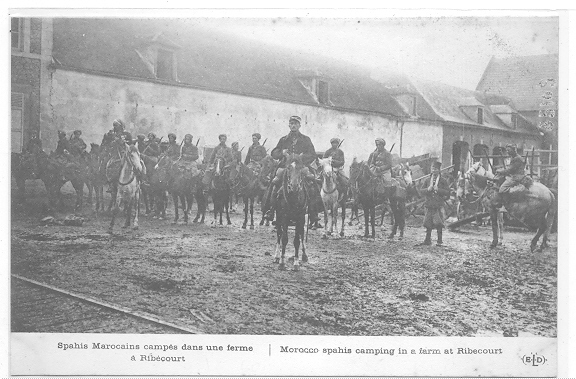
[
  {"left": 317, "top": 80, "right": 329, "bottom": 105},
  {"left": 477, "top": 108, "right": 484, "bottom": 124},
  {"left": 511, "top": 113, "right": 518, "bottom": 129},
  {"left": 156, "top": 49, "right": 175, "bottom": 80},
  {"left": 11, "top": 18, "right": 22, "bottom": 50},
  {"left": 12, "top": 92, "right": 24, "bottom": 152}
]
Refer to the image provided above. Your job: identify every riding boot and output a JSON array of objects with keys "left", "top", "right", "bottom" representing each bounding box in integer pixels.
[
  {"left": 263, "top": 185, "right": 277, "bottom": 221},
  {"left": 417, "top": 228, "right": 432, "bottom": 246},
  {"left": 436, "top": 228, "right": 443, "bottom": 246}
]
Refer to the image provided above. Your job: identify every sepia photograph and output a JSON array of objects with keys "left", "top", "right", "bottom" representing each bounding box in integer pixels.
[{"left": 7, "top": 7, "right": 567, "bottom": 376}]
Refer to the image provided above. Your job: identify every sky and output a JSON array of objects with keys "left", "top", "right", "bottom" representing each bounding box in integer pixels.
[{"left": 200, "top": 15, "right": 559, "bottom": 90}]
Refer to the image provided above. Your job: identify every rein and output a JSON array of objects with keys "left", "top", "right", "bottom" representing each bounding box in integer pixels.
[{"left": 118, "top": 152, "right": 137, "bottom": 186}]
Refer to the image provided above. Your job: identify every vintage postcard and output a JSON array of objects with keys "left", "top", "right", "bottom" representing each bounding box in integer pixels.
[{"left": 6, "top": 7, "right": 570, "bottom": 377}]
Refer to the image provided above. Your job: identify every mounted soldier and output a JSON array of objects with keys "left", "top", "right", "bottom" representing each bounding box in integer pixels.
[
  {"left": 367, "top": 138, "right": 393, "bottom": 193},
  {"left": 102, "top": 119, "right": 129, "bottom": 147},
  {"left": 202, "top": 133, "right": 234, "bottom": 188},
  {"left": 492, "top": 144, "right": 526, "bottom": 207},
  {"left": 231, "top": 142, "right": 242, "bottom": 165},
  {"left": 263, "top": 115, "right": 322, "bottom": 225},
  {"left": 55, "top": 130, "right": 72, "bottom": 157},
  {"left": 69, "top": 130, "right": 87, "bottom": 158},
  {"left": 164, "top": 133, "right": 180, "bottom": 159},
  {"left": 143, "top": 132, "right": 161, "bottom": 157},
  {"left": 322, "top": 137, "right": 349, "bottom": 191},
  {"left": 245, "top": 133, "right": 267, "bottom": 164}
]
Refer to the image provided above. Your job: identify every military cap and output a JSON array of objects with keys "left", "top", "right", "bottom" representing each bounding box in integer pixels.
[
  {"left": 136, "top": 134, "right": 146, "bottom": 140},
  {"left": 432, "top": 161, "right": 442, "bottom": 169},
  {"left": 330, "top": 138, "right": 340, "bottom": 144},
  {"left": 218, "top": 134, "right": 227, "bottom": 139},
  {"left": 184, "top": 133, "right": 193, "bottom": 140},
  {"left": 505, "top": 143, "right": 516, "bottom": 149},
  {"left": 147, "top": 132, "right": 156, "bottom": 139},
  {"left": 168, "top": 133, "right": 177, "bottom": 140},
  {"left": 289, "top": 115, "right": 302, "bottom": 123},
  {"left": 375, "top": 138, "right": 386, "bottom": 145},
  {"left": 252, "top": 133, "right": 261, "bottom": 140},
  {"left": 73, "top": 130, "right": 82, "bottom": 135},
  {"left": 112, "top": 119, "right": 124, "bottom": 128}
]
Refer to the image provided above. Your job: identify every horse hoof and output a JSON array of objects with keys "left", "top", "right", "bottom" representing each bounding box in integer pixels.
[
  {"left": 288, "top": 257, "right": 294, "bottom": 264},
  {"left": 133, "top": 226, "right": 139, "bottom": 231},
  {"left": 278, "top": 263, "right": 286, "bottom": 271},
  {"left": 227, "top": 222, "right": 232, "bottom": 225},
  {"left": 490, "top": 243, "right": 498, "bottom": 249},
  {"left": 250, "top": 225, "right": 254, "bottom": 230},
  {"left": 322, "top": 234, "right": 327, "bottom": 240},
  {"left": 340, "top": 232, "right": 344, "bottom": 237},
  {"left": 265, "top": 252, "right": 271, "bottom": 256},
  {"left": 302, "top": 254, "right": 308, "bottom": 263},
  {"left": 242, "top": 224, "right": 246, "bottom": 229}
]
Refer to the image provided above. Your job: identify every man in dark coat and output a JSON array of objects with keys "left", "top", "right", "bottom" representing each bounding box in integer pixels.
[
  {"left": 69, "top": 130, "right": 87, "bottom": 157},
  {"left": 164, "top": 133, "right": 180, "bottom": 159},
  {"left": 322, "top": 137, "right": 348, "bottom": 189},
  {"left": 55, "top": 130, "right": 72, "bottom": 156},
  {"left": 263, "top": 115, "right": 321, "bottom": 223},
  {"left": 418, "top": 161, "right": 451, "bottom": 246},
  {"left": 492, "top": 144, "right": 526, "bottom": 206},
  {"left": 367, "top": 137, "right": 393, "bottom": 192},
  {"left": 202, "top": 134, "right": 234, "bottom": 187},
  {"left": 143, "top": 132, "right": 161, "bottom": 157},
  {"left": 244, "top": 133, "right": 267, "bottom": 165},
  {"left": 136, "top": 134, "right": 147, "bottom": 154}
]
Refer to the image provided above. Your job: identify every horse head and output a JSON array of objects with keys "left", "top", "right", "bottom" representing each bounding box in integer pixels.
[
  {"left": 214, "top": 157, "right": 227, "bottom": 177},
  {"left": 285, "top": 155, "right": 305, "bottom": 194},
  {"left": 394, "top": 162, "right": 413, "bottom": 186},
  {"left": 318, "top": 157, "right": 334, "bottom": 179}
]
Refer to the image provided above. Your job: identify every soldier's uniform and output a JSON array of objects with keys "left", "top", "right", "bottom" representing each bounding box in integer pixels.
[
  {"left": 174, "top": 134, "right": 201, "bottom": 179},
  {"left": 202, "top": 135, "right": 234, "bottom": 187},
  {"left": 231, "top": 143, "right": 242, "bottom": 165},
  {"left": 136, "top": 134, "right": 147, "bottom": 154},
  {"left": 143, "top": 133, "right": 161, "bottom": 157},
  {"left": 245, "top": 142, "right": 267, "bottom": 164},
  {"left": 367, "top": 138, "right": 394, "bottom": 188},
  {"left": 165, "top": 134, "right": 180, "bottom": 160},
  {"left": 498, "top": 147, "right": 525, "bottom": 193},
  {"left": 69, "top": 130, "right": 87, "bottom": 157},
  {"left": 264, "top": 116, "right": 321, "bottom": 223},
  {"left": 323, "top": 138, "right": 349, "bottom": 189},
  {"left": 55, "top": 131, "right": 72, "bottom": 156},
  {"left": 419, "top": 161, "right": 451, "bottom": 246}
]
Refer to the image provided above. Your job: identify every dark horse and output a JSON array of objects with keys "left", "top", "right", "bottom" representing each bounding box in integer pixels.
[
  {"left": 209, "top": 157, "right": 232, "bottom": 226},
  {"left": 169, "top": 158, "right": 203, "bottom": 225},
  {"left": 349, "top": 161, "right": 411, "bottom": 239},
  {"left": 229, "top": 159, "right": 270, "bottom": 230},
  {"left": 273, "top": 155, "right": 309, "bottom": 271},
  {"left": 467, "top": 166, "right": 556, "bottom": 251}
]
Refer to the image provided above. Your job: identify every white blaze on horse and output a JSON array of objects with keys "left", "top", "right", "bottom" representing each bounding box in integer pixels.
[
  {"left": 465, "top": 161, "right": 556, "bottom": 251},
  {"left": 109, "top": 144, "right": 145, "bottom": 234},
  {"left": 318, "top": 156, "right": 346, "bottom": 238}
]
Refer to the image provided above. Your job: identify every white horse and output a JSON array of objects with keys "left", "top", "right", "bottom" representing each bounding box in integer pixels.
[
  {"left": 109, "top": 144, "right": 145, "bottom": 234},
  {"left": 318, "top": 157, "right": 346, "bottom": 238}
]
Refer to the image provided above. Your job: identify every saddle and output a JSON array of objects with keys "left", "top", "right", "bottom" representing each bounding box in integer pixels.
[
  {"left": 509, "top": 176, "right": 534, "bottom": 194},
  {"left": 173, "top": 160, "right": 201, "bottom": 179}
]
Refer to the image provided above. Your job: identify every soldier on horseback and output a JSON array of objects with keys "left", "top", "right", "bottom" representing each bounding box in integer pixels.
[
  {"left": 231, "top": 142, "right": 242, "bottom": 165},
  {"left": 144, "top": 132, "right": 161, "bottom": 157},
  {"left": 367, "top": 138, "right": 393, "bottom": 192},
  {"left": 55, "top": 130, "right": 72, "bottom": 156},
  {"left": 263, "top": 115, "right": 322, "bottom": 225},
  {"left": 165, "top": 133, "right": 180, "bottom": 159},
  {"left": 102, "top": 119, "right": 129, "bottom": 147},
  {"left": 492, "top": 144, "right": 526, "bottom": 207},
  {"left": 245, "top": 133, "right": 267, "bottom": 165},
  {"left": 323, "top": 137, "right": 349, "bottom": 190},
  {"left": 69, "top": 130, "right": 87, "bottom": 157},
  {"left": 202, "top": 133, "right": 234, "bottom": 188}
]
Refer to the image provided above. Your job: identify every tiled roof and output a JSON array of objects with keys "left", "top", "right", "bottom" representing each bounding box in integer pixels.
[
  {"left": 410, "top": 78, "right": 538, "bottom": 135},
  {"left": 476, "top": 54, "right": 559, "bottom": 111},
  {"left": 52, "top": 18, "right": 407, "bottom": 118}
]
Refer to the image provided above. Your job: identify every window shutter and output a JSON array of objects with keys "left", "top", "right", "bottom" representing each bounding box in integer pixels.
[{"left": 12, "top": 92, "right": 24, "bottom": 109}]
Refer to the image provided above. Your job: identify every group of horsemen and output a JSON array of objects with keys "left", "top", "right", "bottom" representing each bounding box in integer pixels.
[{"left": 30, "top": 114, "right": 525, "bottom": 244}]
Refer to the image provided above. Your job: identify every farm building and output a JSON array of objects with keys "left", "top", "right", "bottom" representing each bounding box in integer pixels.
[{"left": 12, "top": 18, "right": 544, "bottom": 174}]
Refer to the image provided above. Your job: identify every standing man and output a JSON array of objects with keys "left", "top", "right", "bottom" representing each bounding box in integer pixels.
[
  {"left": 323, "top": 137, "right": 348, "bottom": 189},
  {"left": 367, "top": 138, "right": 393, "bottom": 192},
  {"left": 492, "top": 144, "right": 526, "bottom": 206},
  {"left": 244, "top": 133, "right": 267, "bottom": 166},
  {"left": 263, "top": 115, "right": 321, "bottom": 223},
  {"left": 418, "top": 161, "right": 450, "bottom": 246}
]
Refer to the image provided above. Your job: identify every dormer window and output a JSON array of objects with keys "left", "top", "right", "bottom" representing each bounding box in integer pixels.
[
  {"left": 394, "top": 94, "right": 417, "bottom": 117},
  {"left": 156, "top": 49, "right": 175, "bottom": 81},
  {"left": 318, "top": 80, "right": 330, "bottom": 105},
  {"left": 11, "top": 18, "right": 22, "bottom": 50},
  {"left": 477, "top": 107, "right": 484, "bottom": 124}
]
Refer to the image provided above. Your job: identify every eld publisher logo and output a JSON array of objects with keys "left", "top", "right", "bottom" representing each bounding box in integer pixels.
[{"left": 521, "top": 353, "right": 547, "bottom": 366}]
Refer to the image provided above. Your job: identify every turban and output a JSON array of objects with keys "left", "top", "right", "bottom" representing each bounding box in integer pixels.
[
  {"left": 289, "top": 115, "right": 302, "bottom": 123},
  {"left": 218, "top": 134, "right": 227, "bottom": 139},
  {"left": 112, "top": 119, "right": 124, "bottom": 127},
  {"left": 137, "top": 134, "right": 146, "bottom": 139},
  {"left": 185, "top": 134, "right": 193, "bottom": 140},
  {"left": 168, "top": 133, "right": 176, "bottom": 139},
  {"left": 375, "top": 138, "right": 386, "bottom": 145},
  {"left": 330, "top": 138, "right": 340, "bottom": 144},
  {"left": 73, "top": 130, "right": 82, "bottom": 135},
  {"left": 252, "top": 133, "right": 261, "bottom": 140}
]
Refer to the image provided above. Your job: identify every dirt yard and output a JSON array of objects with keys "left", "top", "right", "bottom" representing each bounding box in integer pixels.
[{"left": 11, "top": 180, "right": 557, "bottom": 336}]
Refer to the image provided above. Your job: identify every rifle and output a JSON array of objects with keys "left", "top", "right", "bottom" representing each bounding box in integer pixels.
[
  {"left": 337, "top": 139, "right": 344, "bottom": 149},
  {"left": 262, "top": 138, "right": 268, "bottom": 147},
  {"left": 196, "top": 138, "right": 200, "bottom": 146},
  {"left": 483, "top": 149, "right": 494, "bottom": 173},
  {"left": 530, "top": 146, "right": 535, "bottom": 177},
  {"left": 389, "top": 143, "right": 395, "bottom": 153}
]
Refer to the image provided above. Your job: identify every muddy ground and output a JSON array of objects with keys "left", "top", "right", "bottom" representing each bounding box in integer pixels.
[{"left": 11, "top": 180, "right": 557, "bottom": 336}]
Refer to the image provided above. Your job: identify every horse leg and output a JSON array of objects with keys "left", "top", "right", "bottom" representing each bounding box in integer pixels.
[
  {"left": 331, "top": 200, "right": 338, "bottom": 237},
  {"left": 225, "top": 194, "right": 232, "bottom": 225},
  {"left": 242, "top": 196, "right": 248, "bottom": 229},
  {"left": 133, "top": 187, "right": 140, "bottom": 231},
  {"left": 123, "top": 198, "right": 132, "bottom": 229},
  {"left": 272, "top": 221, "right": 281, "bottom": 260},
  {"left": 388, "top": 198, "right": 398, "bottom": 239},
  {"left": 293, "top": 223, "right": 302, "bottom": 271},
  {"left": 363, "top": 204, "right": 370, "bottom": 238},
  {"left": 108, "top": 199, "right": 119, "bottom": 234},
  {"left": 340, "top": 200, "right": 346, "bottom": 237},
  {"left": 322, "top": 207, "right": 329, "bottom": 239},
  {"left": 249, "top": 196, "right": 255, "bottom": 230},
  {"left": 540, "top": 208, "right": 556, "bottom": 250},
  {"left": 172, "top": 193, "right": 179, "bottom": 225},
  {"left": 397, "top": 199, "right": 406, "bottom": 239},
  {"left": 300, "top": 219, "right": 308, "bottom": 263},
  {"left": 279, "top": 219, "right": 289, "bottom": 271},
  {"left": 371, "top": 206, "right": 376, "bottom": 239},
  {"left": 497, "top": 211, "right": 504, "bottom": 245},
  {"left": 489, "top": 208, "right": 500, "bottom": 248}
]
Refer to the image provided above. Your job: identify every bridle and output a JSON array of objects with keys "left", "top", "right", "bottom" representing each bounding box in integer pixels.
[{"left": 118, "top": 148, "right": 138, "bottom": 186}]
